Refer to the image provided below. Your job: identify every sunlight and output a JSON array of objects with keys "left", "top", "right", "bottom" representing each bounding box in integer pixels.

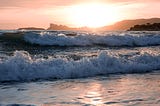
[
  {"left": 68, "top": 3, "right": 118, "bottom": 28},
  {"left": 78, "top": 82, "right": 103, "bottom": 105}
]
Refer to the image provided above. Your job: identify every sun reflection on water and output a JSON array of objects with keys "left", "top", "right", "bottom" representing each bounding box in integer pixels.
[{"left": 78, "top": 82, "right": 104, "bottom": 105}]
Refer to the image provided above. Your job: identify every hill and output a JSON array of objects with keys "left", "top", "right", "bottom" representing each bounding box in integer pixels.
[
  {"left": 101, "top": 18, "right": 160, "bottom": 31},
  {"left": 128, "top": 23, "right": 160, "bottom": 31},
  {"left": 47, "top": 24, "right": 91, "bottom": 31}
]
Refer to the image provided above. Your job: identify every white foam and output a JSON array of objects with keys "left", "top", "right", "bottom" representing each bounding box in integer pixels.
[
  {"left": 0, "top": 50, "right": 160, "bottom": 82},
  {"left": 24, "top": 32, "right": 160, "bottom": 46}
]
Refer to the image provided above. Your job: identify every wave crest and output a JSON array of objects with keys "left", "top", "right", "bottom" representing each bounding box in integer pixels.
[
  {"left": 0, "top": 50, "right": 160, "bottom": 82},
  {"left": 23, "top": 32, "right": 160, "bottom": 46}
]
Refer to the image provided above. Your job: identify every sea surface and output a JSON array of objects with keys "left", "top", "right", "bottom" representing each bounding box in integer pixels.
[{"left": 0, "top": 30, "right": 160, "bottom": 106}]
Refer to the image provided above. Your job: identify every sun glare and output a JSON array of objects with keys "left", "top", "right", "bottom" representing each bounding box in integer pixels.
[{"left": 68, "top": 3, "right": 118, "bottom": 28}]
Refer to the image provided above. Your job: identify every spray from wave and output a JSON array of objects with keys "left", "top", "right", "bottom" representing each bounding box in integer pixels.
[{"left": 0, "top": 50, "right": 160, "bottom": 82}]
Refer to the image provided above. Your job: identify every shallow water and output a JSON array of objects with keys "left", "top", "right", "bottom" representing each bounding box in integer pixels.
[{"left": 0, "top": 71, "right": 160, "bottom": 106}]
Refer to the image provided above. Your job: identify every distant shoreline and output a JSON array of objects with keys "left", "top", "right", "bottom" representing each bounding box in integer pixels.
[
  {"left": 18, "top": 27, "right": 45, "bottom": 30},
  {"left": 1, "top": 18, "right": 160, "bottom": 31}
]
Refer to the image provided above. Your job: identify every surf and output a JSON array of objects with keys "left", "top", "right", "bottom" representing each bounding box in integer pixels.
[
  {"left": 1, "top": 31, "right": 160, "bottom": 47},
  {"left": 0, "top": 50, "right": 160, "bottom": 82}
]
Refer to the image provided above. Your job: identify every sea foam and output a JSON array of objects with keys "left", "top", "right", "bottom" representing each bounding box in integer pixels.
[
  {"left": 23, "top": 31, "right": 160, "bottom": 46},
  {"left": 0, "top": 50, "right": 160, "bottom": 82}
]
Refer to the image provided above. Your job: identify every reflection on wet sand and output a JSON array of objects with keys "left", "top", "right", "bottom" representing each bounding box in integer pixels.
[{"left": 0, "top": 72, "right": 160, "bottom": 106}]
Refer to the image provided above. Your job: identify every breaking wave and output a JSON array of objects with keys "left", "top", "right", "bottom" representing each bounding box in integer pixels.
[
  {"left": 23, "top": 31, "right": 160, "bottom": 46},
  {"left": 1, "top": 31, "right": 160, "bottom": 47},
  {"left": 0, "top": 50, "right": 160, "bottom": 82}
]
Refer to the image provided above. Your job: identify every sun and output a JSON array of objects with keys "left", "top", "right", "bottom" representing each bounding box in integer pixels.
[{"left": 68, "top": 3, "right": 118, "bottom": 28}]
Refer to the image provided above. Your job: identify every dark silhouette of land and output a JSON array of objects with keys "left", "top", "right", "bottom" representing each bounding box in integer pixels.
[
  {"left": 18, "top": 27, "right": 45, "bottom": 30},
  {"left": 128, "top": 23, "right": 160, "bottom": 31},
  {"left": 100, "top": 18, "right": 160, "bottom": 31},
  {"left": 17, "top": 18, "right": 160, "bottom": 31},
  {"left": 47, "top": 24, "right": 91, "bottom": 31}
]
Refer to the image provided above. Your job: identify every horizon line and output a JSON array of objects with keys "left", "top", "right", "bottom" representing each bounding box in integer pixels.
[{"left": 0, "top": 17, "right": 160, "bottom": 30}]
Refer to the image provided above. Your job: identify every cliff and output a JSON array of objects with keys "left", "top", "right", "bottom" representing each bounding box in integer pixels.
[{"left": 47, "top": 24, "right": 91, "bottom": 31}]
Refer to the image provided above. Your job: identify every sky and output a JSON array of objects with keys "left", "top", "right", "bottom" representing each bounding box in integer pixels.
[{"left": 0, "top": 0, "right": 160, "bottom": 29}]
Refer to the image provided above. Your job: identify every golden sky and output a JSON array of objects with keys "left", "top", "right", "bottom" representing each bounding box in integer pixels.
[{"left": 0, "top": 0, "right": 160, "bottom": 29}]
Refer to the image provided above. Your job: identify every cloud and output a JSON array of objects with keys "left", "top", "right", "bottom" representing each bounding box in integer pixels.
[{"left": 0, "top": 0, "right": 159, "bottom": 9}]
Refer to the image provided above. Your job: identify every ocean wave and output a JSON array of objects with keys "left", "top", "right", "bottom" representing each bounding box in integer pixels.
[
  {"left": 0, "top": 31, "right": 160, "bottom": 47},
  {"left": 23, "top": 31, "right": 160, "bottom": 46},
  {"left": 0, "top": 50, "right": 160, "bottom": 82}
]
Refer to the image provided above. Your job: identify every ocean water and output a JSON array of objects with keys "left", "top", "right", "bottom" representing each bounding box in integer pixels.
[{"left": 0, "top": 30, "right": 160, "bottom": 106}]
